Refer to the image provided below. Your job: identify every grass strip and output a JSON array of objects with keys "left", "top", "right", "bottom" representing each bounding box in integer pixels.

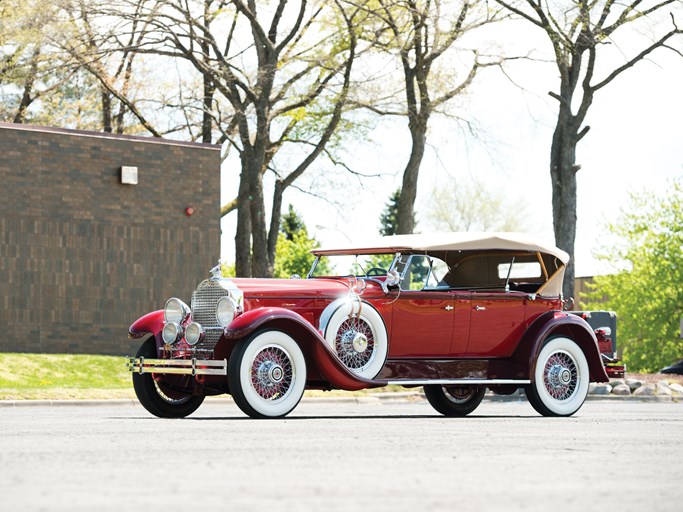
[{"left": 0, "top": 353, "right": 410, "bottom": 401}]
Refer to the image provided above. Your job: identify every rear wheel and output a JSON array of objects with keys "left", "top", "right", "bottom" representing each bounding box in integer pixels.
[
  {"left": 525, "top": 336, "right": 589, "bottom": 417},
  {"left": 423, "top": 385, "right": 486, "bottom": 417},
  {"left": 228, "top": 330, "right": 307, "bottom": 419},
  {"left": 132, "top": 337, "right": 205, "bottom": 418}
]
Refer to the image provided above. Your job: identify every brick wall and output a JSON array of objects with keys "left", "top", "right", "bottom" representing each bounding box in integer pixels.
[{"left": 0, "top": 123, "right": 221, "bottom": 355}]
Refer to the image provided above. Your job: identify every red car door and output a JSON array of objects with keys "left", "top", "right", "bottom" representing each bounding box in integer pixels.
[
  {"left": 390, "top": 290, "right": 456, "bottom": 357},
  {"left": 466, "top": 291, "right": 528, "bottom": 357}
]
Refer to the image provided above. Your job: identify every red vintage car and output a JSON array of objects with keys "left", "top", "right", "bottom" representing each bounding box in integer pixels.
[{"left": 128, "top": 232, "right": 624, "bottom": 419}]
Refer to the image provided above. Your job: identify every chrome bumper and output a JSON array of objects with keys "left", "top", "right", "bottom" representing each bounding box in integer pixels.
[{"left": 127, "top": 357, "right": 228, "bottom": 376}]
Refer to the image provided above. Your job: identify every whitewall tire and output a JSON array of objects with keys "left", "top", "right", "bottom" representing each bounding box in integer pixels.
[
  {"left": 525, "top": 336, "right": 590, "bottom": 417},
  {"left": 228, "top": 330, "right": 307, "bottom": 419}
]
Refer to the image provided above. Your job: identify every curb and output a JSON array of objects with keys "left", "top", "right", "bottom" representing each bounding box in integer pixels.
[{"left": 0, "top": 392, "right": 679, "bottom": 408}]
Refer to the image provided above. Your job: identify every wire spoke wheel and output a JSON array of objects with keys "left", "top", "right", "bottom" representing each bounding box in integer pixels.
[
  {"left": 153, "top": 381, "right": 194, "bottom": 405},
  {"left": 542, "top": 351, "right": 578, "bottom": 401},
  {"left": 249, "top": 346, "right": 294, "bottom": 401},
  {"left": 335, "top": 316, "right": 375, "bottom": 371},
  {"left": 131, "top": 337, "right": 205, "bottom": 418},
  {"left": 525, "top": 336, "right": 590, "bottom": 417},
  {"left": 443, "top": 386, "right": 479, "bottom": 404},
  {"left": 229, "top": 330, "right": 307, "bottom": 419}
]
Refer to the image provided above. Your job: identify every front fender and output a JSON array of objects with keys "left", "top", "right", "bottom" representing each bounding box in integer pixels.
[
  {"left": 221, "top": 307, "right": 376, "bottom": 391},
  {"left": 129, "top": 310, "right": 164, "bottom": 339},
  {"left": 512, "top": 311, "right": 609, "bottom": 383}
]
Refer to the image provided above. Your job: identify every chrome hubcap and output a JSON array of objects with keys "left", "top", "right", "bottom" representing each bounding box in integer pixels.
[
  {"left": 543, "top": 351, "right": 578, "bottom": 400},
  {"left": 443, "top": 386, "right": 476, "bottom": 404},
  {"left": 351, "top": 332, "right": 368, "bottom": 353},
  {"left": 258, "top": 361, "right": 284, "bottom": 384}
]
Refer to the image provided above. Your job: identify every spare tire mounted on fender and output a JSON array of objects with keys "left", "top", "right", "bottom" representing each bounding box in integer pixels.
[{"left": 321, "top": 298, "right": 388, "bottom": 379}]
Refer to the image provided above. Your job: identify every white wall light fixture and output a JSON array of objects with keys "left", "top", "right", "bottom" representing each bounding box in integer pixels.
[{"left": 121, "top": 166, "right": 139, "bottom": 185}]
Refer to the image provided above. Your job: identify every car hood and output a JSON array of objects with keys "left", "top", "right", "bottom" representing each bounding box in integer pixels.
[{"left": 229, "top": 277, "right": 353, "bottom": 299}]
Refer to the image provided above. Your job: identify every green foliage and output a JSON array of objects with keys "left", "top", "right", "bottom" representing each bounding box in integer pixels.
[
  {"left": 273, "top": 204, "right": 330, "bottom": 278},
  {"left": 221, "top": 261, "right": 236, "bottom": 278},
  {"left": 380, "top": 189, "right": 401, "bottom": 236},
  {"left": 274, "top": 231, "right": 331, "bottom": 278},
  {"left": 582, "top": 182, "right": 683, "bottom": 372},
  {"left": 367, "top": 253, "right": 395, "bottom": 270}
]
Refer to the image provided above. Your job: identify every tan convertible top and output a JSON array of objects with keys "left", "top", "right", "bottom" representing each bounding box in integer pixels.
[{"left": 312, "top": 232, "right": 570, "bottom": 264}]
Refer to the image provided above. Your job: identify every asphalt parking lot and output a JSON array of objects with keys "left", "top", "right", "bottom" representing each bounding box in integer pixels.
[{"left": 1, "top": 398, "right": 682, "bottom": 512}]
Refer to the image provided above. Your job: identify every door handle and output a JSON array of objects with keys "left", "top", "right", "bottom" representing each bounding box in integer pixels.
[
  {"left": 444, "top": 305, "right": 454, "bottom": 311},
  {"left": 475, "top": 305, "right": 486, "bottom": 311}
]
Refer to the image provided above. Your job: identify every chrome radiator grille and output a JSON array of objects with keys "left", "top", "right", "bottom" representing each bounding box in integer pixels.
[{"left": 191, "top": 279, "right": 229, "bottom": 353}]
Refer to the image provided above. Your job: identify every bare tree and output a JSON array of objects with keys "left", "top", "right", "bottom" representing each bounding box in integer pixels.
[
  {"left": 0, "top": 1, "right": 81, "bottom": 124},
  {"left": 425, "top": 175, "right": 529, "bottom": 232},
  {"left": 494, "top": 0, "right": 683, "bottom": 299},
  {"left": 94, "top": 0, "right": 362, "bottom": 276},
  {"left": 353, "top": 0, "right": 508, "bottom": 234},
  {"left": 60, "top": 0, "right": 166, "bottom": 136}
]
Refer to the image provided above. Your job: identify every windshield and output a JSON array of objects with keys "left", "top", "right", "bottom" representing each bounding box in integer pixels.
[{"left": 308, "top": 253, "right": 395, "bottom": 278}]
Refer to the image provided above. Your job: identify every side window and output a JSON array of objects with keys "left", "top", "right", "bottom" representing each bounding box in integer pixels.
[
  {"left": 398, "top": 255, "right": 448, "bottom": 291},
  {"left": 497, "top": 261, "right": 542, "bottom": 280},
  {"left": 426, "top": 258, "right": 449, "bottom": 288}
]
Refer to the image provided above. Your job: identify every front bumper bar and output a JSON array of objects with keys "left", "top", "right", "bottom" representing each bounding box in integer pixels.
[{"left": 127, "top": 357, "right": 228, "bottom": 376}]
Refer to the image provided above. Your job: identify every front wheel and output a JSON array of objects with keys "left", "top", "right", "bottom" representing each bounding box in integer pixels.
[
  {"left": 423, "top": 385, "right": 486, "bottom": 417},
  {"left": 132, "top": 337, "right": 205, "bottom": 418},
  {"left": 525, "top": 336, "right": 590, "bottom": 417},
  {"left": 228, "top": 330, "right": 307, "bottom": 419}
]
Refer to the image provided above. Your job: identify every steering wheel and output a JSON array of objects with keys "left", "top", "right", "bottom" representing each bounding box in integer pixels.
[{"left": 366, "top": 267, "right": 387, "bottom": 277}]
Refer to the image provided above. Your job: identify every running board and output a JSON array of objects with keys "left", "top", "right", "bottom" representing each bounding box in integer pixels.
[{"left": 383, "top": 379, "right": 530, "bottom": 386}]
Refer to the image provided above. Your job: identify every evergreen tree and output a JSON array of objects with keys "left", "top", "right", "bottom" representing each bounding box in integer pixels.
[
  {"left": 280, "top": 204, "right": 307, "bottom": 241},
  {"left": 379, "top": 189, "right": 401, "bottom": 236},
  {"left": 273, "top": 205, "right": 330, "bottom": 278}
]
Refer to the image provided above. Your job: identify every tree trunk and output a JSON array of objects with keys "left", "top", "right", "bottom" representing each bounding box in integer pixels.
[
  {"left": 102, "top": 89, "right": 113, "bottom": 132},
  {"left": 200, "top": 4, "right": 213, "bottom": 144},
  {"left": 246, "top": 124, "right": 271, "bottom": 277},
  {"left": 396, "top": 117, "right": 427, "bottom": 234},
  {"left": 550, "top": 112, "right": 578, "bottom": 301},
  {"left": 249, "top": 173, "right": 270, "bottom": 277},
  {"left": 201, "top": 73, "right": 214, "bottom": 143},
  {"left": 235, "top": 152, "right": 253, "bottom": 277},
  {"left": 13, "top": 52, "right": 39, "bottom": 124},
  {"left": 267, "top": 179, "right": 285, "bottom": 269}
]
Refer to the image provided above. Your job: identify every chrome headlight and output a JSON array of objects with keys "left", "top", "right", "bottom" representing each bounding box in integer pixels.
[
  {"left": 162, "top": 322, "right": 182, "bottom": 344},
  {"left": 216, "top": 296, "right": 241, "bottom": 327},
  {"left": 185, "top": 322, "right": 204, "bottom": 346},
  {"left": 164, "top": 298, "right": 190, "bottom": 324}
]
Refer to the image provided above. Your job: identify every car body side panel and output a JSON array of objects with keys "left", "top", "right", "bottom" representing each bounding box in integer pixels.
[{"left": 375, "top": 359, "right": 488, "bottom": 380}]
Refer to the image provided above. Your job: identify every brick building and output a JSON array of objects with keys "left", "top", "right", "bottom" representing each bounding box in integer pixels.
[{"left": 0, "top": 122, "right": 221, "bottom": 355}]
